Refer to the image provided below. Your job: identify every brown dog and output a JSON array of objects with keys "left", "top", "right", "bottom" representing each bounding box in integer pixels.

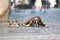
[{"left": 23, "top": 16, "right": 48, "bottom": 27}]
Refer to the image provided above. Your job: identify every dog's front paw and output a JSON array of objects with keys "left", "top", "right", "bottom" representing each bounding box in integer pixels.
[{"left": 45, "top": 25, "right": 49, "bottom": 27}]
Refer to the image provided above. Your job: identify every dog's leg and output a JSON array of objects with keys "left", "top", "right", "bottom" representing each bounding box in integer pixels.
[
  {"left": 39, "top": 22, "right": 48, "bottom": 27},
  {"left": 23, "top": 23, "right": 30, "bottom": 27}
]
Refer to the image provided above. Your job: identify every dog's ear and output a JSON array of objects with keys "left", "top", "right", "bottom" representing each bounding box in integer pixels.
[{"left": 29, "top": 20, "right": 32, "bottom": 24}]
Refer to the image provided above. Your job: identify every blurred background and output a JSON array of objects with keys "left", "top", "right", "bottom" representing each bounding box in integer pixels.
[
  {"left": 11, "top": 0, "right": 60, "bottom": 9},
  {"left": 0, "top": 0, "right": 60, "bottom": 39}
]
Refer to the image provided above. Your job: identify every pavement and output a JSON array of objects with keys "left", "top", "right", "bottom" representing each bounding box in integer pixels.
[{"left": 0, "top": 8, "right": 60, "bottom": 39}]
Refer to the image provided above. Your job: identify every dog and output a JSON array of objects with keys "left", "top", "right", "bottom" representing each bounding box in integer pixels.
[{"left": 22, "top": 16, "right": 48, "bottom": 27}]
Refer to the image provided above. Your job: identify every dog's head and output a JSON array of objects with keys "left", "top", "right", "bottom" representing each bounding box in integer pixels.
[{"left": 32, "top": 16, "right": 41, "bottom": 27}]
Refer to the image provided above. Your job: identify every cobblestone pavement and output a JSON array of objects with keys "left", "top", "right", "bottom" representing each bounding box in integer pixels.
[{"left": 0, "top": 8, "right": 60, "bottom": 39}]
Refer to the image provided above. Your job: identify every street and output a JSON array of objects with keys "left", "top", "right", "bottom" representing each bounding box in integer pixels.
[{"left": 0, "top": 8, "right": 60, "bottom": 39}]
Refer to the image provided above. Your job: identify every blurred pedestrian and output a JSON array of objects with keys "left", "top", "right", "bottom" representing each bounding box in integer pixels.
[
  {"left": 41, "top": 0, "right": 46, "bottom": 8},
  {"left": 49, "top": 0, "right": 56, "bottom": 8},
  {"left": 35, "top": 0, "right": 42, "bottom": 9},
  {"left": 56, "top": 0, "right": 59, "bottom": 7},
  {"left": 29, "top": 0, "right": 36, "bottom": 9}
]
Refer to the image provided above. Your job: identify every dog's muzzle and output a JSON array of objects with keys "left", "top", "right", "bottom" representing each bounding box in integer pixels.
[{"left": 33, "top": 21, "right": 39, "bottom": 27}]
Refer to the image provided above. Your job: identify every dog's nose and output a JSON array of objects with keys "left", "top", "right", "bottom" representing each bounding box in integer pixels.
[{"left": 33, "top": 21, "right": 39, "bottom": 27}]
